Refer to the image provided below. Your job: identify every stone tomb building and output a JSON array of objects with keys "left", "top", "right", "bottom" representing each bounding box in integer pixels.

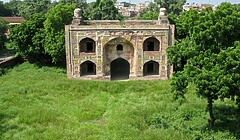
[{"left": 65, "top": 8, "right": 174, "bottom": 80}]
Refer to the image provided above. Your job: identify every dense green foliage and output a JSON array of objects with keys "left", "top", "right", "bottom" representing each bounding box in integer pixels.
[
  {"left": 43, "top": 3, "right": 76, "bottom": 63},
  {"left": 139, "top": 0, "right": 186, "bottom": 20},
  {"left": 18, "top": 0, "right": 52, "bottom": 19},
  {"left": 0, "top": 18, "right": 8, "bottom": 35},
  {"left": 84, "top": 0, "right": 123, "bottom": 20},
  {"left": 0, "top": 1, "right": 12, "bottom": 16},
  {"left": 0, "top": 63, "right": 240, "bottom": 139},
  {"left": 0, "top": 18, "right": 8, "bottom": 50},
  {"left": 3, "top": 0, "right": 21, "bottom": 16},
  {"left": 139, "top": 2, "right": 159, "bottom": 20},
  {"left": 154, "top": 0, "right": 186, "bottom": 15},
  {"left": 167, "top": 3, "right": 240, "bottom": 126},
  {"left": 59, "top": 0, "right": 87, "bottom": 9},
  {"left": 121, "top": 2, "right": 134, "bottom": 7},
  {"left": 9, "top": 3, "right": 75, "bottom": 63},
  {"left": 9, "top": 14, "right": 46, "bottom": 60},
  {"left": 1, "top": 0, "right": 52, "bottom": 19}
]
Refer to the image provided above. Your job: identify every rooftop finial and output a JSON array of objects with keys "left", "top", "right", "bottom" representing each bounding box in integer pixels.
[
  {"left": 72, "top": 8, "right": 84, "bottom": 25},
  {"left": 158, "top": 7, "right": 168, "bottom": 25},
  {"left": 74, "top": 8, "right": 82, "bottom": 18},
  {"left": 159, "top": 8, "right": 167, "bottom": 16}
]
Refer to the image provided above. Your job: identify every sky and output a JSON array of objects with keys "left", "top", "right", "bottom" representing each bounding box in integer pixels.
[{"left": 1, "top": 0, "right": 239, "bottom": 5}]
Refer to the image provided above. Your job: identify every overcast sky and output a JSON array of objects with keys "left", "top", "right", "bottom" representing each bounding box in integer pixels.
[{"left": 1, "top": 0, "right": 239, "bottom": 5}]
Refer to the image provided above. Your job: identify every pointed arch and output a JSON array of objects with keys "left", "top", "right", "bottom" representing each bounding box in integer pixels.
[
  {"left": 80, "top": 61, "right": 96, "bottom": 76},
  {"left": 79, "top": 37, "right": 96, "bottom": 53},
  {"left": 143, "top": 37, "right": 160, "bottom": 51},
  {"left": 143, "top": 61, "right": 159, "bottom": 76}
]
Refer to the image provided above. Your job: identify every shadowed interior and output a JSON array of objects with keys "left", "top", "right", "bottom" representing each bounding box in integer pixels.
[
  {"left": 110, "top": 58, "right": 130, "bottom": 80},
  {"left": 143, "top": 61, "right": 159, "bottom": 76}
]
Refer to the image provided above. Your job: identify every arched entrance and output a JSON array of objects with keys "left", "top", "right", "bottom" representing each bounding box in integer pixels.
[
  {"left": 110, "top": 58, "right": 130, "bottom": 80},
  {"left": 143, "top": 37, "right": 160, "bottom": 51},
  {"left": 143, "top": 61, "right": 159, "bottom": 76},
  {"left": 79, "top": 38, "right": 96, "bottom": 53},
  {"left": 80, "top": 61, "right": 96, "bottom": 76},
  {"left": 103, "top": 36, "right": 134, "bottom": 77}
]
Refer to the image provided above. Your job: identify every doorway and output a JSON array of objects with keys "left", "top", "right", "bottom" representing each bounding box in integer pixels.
[{"left": 110, "top": 58, "right": 130, "bottom": 80}]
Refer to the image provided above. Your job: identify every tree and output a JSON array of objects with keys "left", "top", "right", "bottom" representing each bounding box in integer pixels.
[
  {"left": 167, "top": 3, "right": 240, "bottom": 127},
  {"left": 154, "top": 0, "right": 186, "bottom": 15},
  {"left": 4, "top": 0, "right": 22, "bottom": 16},
  {"left": 139, "top": 2, "right": 159, "bottom": 20},
  {"left": 167, "top": 10, "right": 200, "bottom": 71},
  {"left": 17, "top": 0, "right": 52, "bottom": 19},
  {"left": 85, "top": 0, "right": 123, "bottom": 20},
  {"left": 0, "top": 1, "right": 12, "bottom": 16},
  {"left": 3, "top": 0, "right": 52, "bottom": 19},
  {"left": 9, "top": 14, "right": 47, "bottom": 61},
  {"left": 0, "top": 18, "right": 8, "bottom": 50},
  {"left": 8, "top": 3, "right": 76, "bottom": 63},
  {"left": 59, "top": 0, "right": 87, "bottom": 9},
  {"left": 44, "top": 3, "right": 76, "bottom": 63},
  {"left": 122, "top": 2, "right": 134, "bottom": 7}
]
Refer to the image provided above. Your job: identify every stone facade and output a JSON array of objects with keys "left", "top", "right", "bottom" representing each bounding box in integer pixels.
[{"left": 65, "top": 8, "right": 174, "bottom": 80}]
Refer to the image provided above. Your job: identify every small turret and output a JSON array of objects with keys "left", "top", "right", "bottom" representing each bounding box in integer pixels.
[
  {"left": 158, "top": 8, "right": 168, "bottom": 25},
  {"left": 72, "top": 8, "right": 84, "bottom": 25}
]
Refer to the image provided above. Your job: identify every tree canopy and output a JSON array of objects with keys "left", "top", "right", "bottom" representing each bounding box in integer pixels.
[
  {"left": 2, "top": 0, "right": 52, "bottom": 19},
  {"left": 9, "top": 14, "right": 46, "bottom": 60},
  {"left": 44, "top": 3, "right": 76, "bottom": 63},
  {"left": 167, "top": 3, "right": 240, "bottom": 127},
  {"left": 84, "top": 0, "right": 123, "bottom": 20},
  {"left": 9, "top": 3, "right": 76, "bottom": 63},
  {"left": 154, "top": 0, "right": 186, "bottom": 15},
  {"left": 0, "top": 1, "right": 12, "bottom": 16},
  {"left": 139, "top": 2, "right": 159, "bottom": 20},
  {"left": 59, "top": 0, "right": 87, "bottom": 9},
  {"left": 0, "top": 18, "right": 8, "bottom": 50}
]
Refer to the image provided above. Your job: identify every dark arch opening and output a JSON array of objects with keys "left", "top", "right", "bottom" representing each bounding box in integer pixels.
[
  {"left": 79, "top": 38, "right": 96, "bottom": 53},
  {"left": 116, "top": 44, "right": 123, "bottom": 51},
  {"left": 143, "top": 37, "right": 160, "bottom": 51},
  {"left": 111, "top": 58, "right": 130, "bottom": 80},
  {"left": 143, "top": 61, "right": 159, "bottom": 76},
  {"left": 80, "top": 61, "right": 96, "bottom": 76}
]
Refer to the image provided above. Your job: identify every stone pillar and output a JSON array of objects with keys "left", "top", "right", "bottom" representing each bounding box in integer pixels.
[
  {"left": 136, "top": 35, "right": 144, "bottom": 77},
  {"left": 65, "top": 25, "right": 72, "bottom": 78},
  {"left": 96, "top": 35, "right": 104, "bottom": 77},
  {"left": 168, "top": 25, "right": 175, "bottom": 79}
]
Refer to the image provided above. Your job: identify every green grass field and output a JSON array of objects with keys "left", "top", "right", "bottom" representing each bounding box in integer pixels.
[{"left": 0, "top": 63, "right": 239, "bottom": 140}]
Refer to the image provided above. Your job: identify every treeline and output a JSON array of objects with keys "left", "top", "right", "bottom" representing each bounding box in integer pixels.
[
  {"left": 0, "top": 0, "right": 123, "bottom": 20},
  {"left": 0, "top": 0, "right": 123, "bottom": 63}
]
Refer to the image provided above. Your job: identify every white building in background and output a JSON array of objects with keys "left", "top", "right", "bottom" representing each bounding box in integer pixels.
[
  {"left": 114, "top": 1, "right": 152, "bottom": 18},
  {"left": 183, "top": 3, "right": 217, "bottom": 11}
]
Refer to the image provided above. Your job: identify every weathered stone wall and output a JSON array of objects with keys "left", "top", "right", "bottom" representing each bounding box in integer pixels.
[{"left": 65, "top": 17, "right": 174, "bottom": 80}]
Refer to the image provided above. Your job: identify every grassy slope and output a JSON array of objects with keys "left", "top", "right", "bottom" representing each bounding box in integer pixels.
[{"left": 0, "top": 63, "right": 239, "bottom": 140}]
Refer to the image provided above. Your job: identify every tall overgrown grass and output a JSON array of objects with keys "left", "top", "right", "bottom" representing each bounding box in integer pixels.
[{"left": 0, "top": 63, "right": 239, "bottom": 139}]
